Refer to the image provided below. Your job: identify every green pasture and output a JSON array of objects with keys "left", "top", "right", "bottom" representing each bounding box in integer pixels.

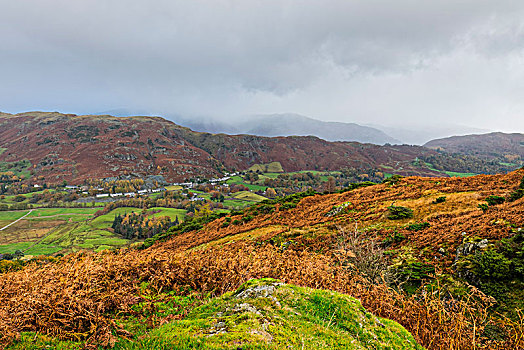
[
  {"left": 230, "top": 191, "right": 266, "bottom": 202},
  {"left": 444, "top": 171, "right": 477, "bottom": 178}
]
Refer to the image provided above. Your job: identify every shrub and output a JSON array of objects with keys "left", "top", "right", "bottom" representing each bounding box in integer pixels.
[
  {"left": 382, "top": 175, "right": 403, "bottom": 185},
  {"left": 509, "top": 189, "right": 524, "bottom": 202},
  {"left": 433, "top": 196, "right": 446, "bottom": 204},
  {"left": 478, "top": 203, "right": 489, "bottom": 212},
  {"left": 387, "top": 206, "right": 413, "bottom": 220},
  {"left": 508, "top": 176, "right": 524, "bottom": 201},
  {"left": 382, "top": 231, "right": 406, "bottom": 247},
  {"left": 241, "top": 215, "right": 253, "bottom": 223},
  {"left": 485, "top": 195, "right": 505, "bottom": 206},
  {"left": 397, "top": 262, "right": 435, "bottom": 281},
  {"left": 407, "top": 222, "right": 430, "bottom": 231},
  {"left": 256, "top": 204, "right": 275, "bottom": 214},
  {"left": 0, "top": 259, "right": 25, "bottom": 274},
  {"left": 473, "top": 250, "right": 512, "bottom": 281},
  {"left": 13, "top": 195, "right": 26, "bottom": 202},
  {"left": 280, "top": 202, "right": 297, "bottom": 210}
]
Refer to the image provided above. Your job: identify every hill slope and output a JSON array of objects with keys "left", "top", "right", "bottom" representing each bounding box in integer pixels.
[
  {"left": 0, "top": 111, "right": 513, "bottom": 184},
  {"left": 425, "top": 132, "right": 524, "bottom": 166},
  {"left": 0, "top": 170, "right": 523, "bottom": 349}
]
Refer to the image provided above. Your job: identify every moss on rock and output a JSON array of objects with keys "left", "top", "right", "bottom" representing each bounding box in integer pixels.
[{"left": 113, "top": 279, "right": 424, "bottom": 349}]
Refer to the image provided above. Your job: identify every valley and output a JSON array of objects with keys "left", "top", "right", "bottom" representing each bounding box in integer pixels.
[
  {"left": 3, "top": 2, "right": 524, "bottom": 349},
  {"left": 0, "top": 112, "right": 523, "bottom": 349}
]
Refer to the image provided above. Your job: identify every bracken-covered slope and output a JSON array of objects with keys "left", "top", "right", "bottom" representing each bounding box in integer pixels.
[
  {"left": 0, "top": 170, "right": 523, "bottom": 349},
  {"left": 425, "top": 132, "right": 524, "bottom": 165},
  {"left": 0, "top": 111, "right": 508, "bottom": 184}
]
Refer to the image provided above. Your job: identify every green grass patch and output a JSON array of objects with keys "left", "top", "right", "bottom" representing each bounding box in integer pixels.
[
  {"left": 227, "top": 176, "right": 267, "bottom": 191},
  {"left": 113, "top": 279, "right": 423, "bottom": 349},
  {"left": 230, "top": 191, "right": 267, "bottom": 202},
  {"left": 0, "top": 210, "right": 30, "bottom": 222},
  {"left": 444, "top": 171, "right": 477, "bottom": 178},
  {"left": 6, "top": 280, "right": 423, "bottom": 349},
  {"left": 148, "top": 207, "right": 186, "bottom": 221},
  {"left": 222, "top": 199, "right": 254, "bottom": 209},
  {"left": 248, "top": 161, "right": 284, "bottom": 173},
  {"left": 0, "top": 242, "right": 33, "bottom": 254},
  {"left": 25, "top": 208, "right": 99, "bottom": 222},
  {"left": 90, "top": 207, "right": 143, "bottom": 229}
]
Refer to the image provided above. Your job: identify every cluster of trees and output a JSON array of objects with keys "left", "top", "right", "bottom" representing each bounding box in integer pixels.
[
  {"left": 83, "top": 178, "right": 149, "bottom": 194},
  {"left": 0, "top": 160, "right": 31, "bottom": 184},
  {"left": 27, "top": 190, "right": 79, "bottom": 204},
  {"left": 0, "top": 172, "right": 24, "bottom": 183},
  {"left": 94, "top": 192, "right": 224, "bottom": 218},
  {"left": 255, "top": 169, "right": 385, "bottom": 195},
  {"left": 209, "top": 190, "right": 225, "bottom": 202},
  {"left": 420, "top": 154, "right": 511, "bottom": 174},
  {"left": 259, "top": 172, "right": 321, "bottom": 194},
  {"left": 111, "top": 211, "right": 178, "bottom": 239},
  {"left": 193, "top": 183, "right": 248, "bottom": 194},
  {"left": 243, "top": 172, "right": 259, "bottom": 183}
]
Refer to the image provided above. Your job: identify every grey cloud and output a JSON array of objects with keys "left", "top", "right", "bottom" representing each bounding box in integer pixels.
[{"left": 0, "top": 0, "right": 524, "bottom": 133}]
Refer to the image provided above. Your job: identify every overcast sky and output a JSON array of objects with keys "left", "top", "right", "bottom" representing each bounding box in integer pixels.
[{"left": 1, "top": 0, "right": 524, "bottom": 133}]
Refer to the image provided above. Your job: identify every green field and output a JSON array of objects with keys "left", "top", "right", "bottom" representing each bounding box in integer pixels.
[
  {"left": 0, "top": 206, "right": 188, "bottom": 256},
  {"left": 0, "top": 241, "right": 62, "bottom": 256},
  {"left": 221, "top": 199, "right": 253, "bottom": 209},
  {"left": 444, "top": 171, "right": 477, "bottom": 178},
  {"left": 0, "top": 210, "right": 30, "bottom": 222},
  {"left": 90, "top": 207, "right": 144, "bottom": 229},
  {"left": 226, "top": 175, "right": 267, "bottom": 191},
  {"left": 259, "top": 172, "right": 281, "bottom": 179},
  {"left": 38, "top": 223, "right": 128, "bottom": 253},
  {"left": 148, "top": 207, "right": 186, "bottom": 220},
  {"left": 248, "top": 161, "right": 284, "bottom": 173},
  {"left": 499, "top": 162, "right": 518, "bottom": 167},
  {"left": 0, "top": 208, "right": 99, "bottom": 225},
  {"left": 27, "top": 207, "right": 99, "bottom": 220},
  {"left": 230, "top": 191, "right": 266, "bottom": 202}
]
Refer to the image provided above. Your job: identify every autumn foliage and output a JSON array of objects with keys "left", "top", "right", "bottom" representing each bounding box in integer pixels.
[{"left": 1, "top": 170, "right": 524, "bottom": 349}]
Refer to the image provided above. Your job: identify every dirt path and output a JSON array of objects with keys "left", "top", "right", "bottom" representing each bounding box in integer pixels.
[{"left": 0, "top": 209, "right": 34, "bottom": 231}]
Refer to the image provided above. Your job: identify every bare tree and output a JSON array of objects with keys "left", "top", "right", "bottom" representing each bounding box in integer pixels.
[
  {"left": 334, "top": 223, "right": 402, "bottom": 286},
  {"left": 324, "top": 176, "right": 336, "bottom": 193}
]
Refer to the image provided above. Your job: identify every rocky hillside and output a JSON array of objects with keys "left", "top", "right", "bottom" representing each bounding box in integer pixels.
[
  {"left": 0, "top": 112, "right": 513, "bottom": 184},
  {"left": 425, "top": 132, "right": 524, "bottom": 166}
]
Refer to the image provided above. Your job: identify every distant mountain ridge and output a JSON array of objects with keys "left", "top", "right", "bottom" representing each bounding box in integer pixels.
[
  {"left": 0, "top": 111, "right": 513, "bottom": 184},
  {"left": 368, "top": 123, "right": 491, "bottom": 145},
  {"left": 179, "top": 113, "right": 401, "bottom": 145},
  {"left": 425, "top": 132, "right": 524, "bottom": 166}
]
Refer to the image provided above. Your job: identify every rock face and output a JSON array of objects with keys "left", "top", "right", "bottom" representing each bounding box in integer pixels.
[
  {"left": 454, "top": 237, "right": 491, "bottom": 285},
  {"left": 126, "top": 278, "right": 425, "bottom": 349}
]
